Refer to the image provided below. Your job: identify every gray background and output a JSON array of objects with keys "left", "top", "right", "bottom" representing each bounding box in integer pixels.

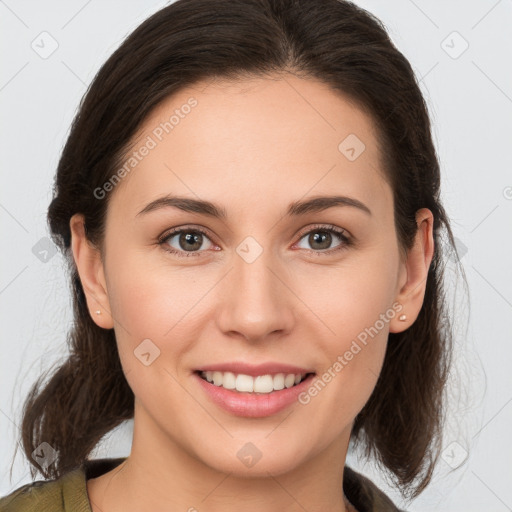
[{"left": 1, "top": 1, "right": 511, "bottom": 510}]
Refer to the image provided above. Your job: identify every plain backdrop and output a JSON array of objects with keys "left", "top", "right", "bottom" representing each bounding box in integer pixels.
[{"left": 1, "top": 1, "right": 511, "bottom": 510}]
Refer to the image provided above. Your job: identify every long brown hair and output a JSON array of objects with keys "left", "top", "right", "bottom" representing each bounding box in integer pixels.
[{"left": 13, "top": 0, "right": 468, "bottom": 499}]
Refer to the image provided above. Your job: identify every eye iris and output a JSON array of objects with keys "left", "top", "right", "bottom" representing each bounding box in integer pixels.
[
  {"left": 310, "top": 231, "right": 331, "bottom": 250},
  {"left": 180, "top": 232, "right": 202, "bottom": 251}
]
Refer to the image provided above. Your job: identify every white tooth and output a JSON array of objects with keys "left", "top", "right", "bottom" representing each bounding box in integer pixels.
[
  {"left": 273, "top": 373, "right": 285, "bottom": 390},
  {"left": 202, "top": 370, "right": 304, "bottom": 392},
  {"left": 212, "top": 371, "right": 223, "bottom": 386},
  {"left": 284, "top": 374, "right": 295, "bottom": 388},
  {"left": 254, "top": 375, "right": 274, "bottom": 393},
  {"left": 222, "top": 371, "right": 236, "bottom": 390},
  {"left": 236, "top": 374, "right": 254, "bottom": 392}
]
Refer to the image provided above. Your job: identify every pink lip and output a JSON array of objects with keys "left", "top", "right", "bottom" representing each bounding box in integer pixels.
[
  {"left": 194, "top": 372, "right": 316, "bottom": 418},
  {"left": 194, "top": 361, "right": 314, "bottom": 377}
]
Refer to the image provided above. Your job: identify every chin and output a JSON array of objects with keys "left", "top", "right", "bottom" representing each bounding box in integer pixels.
[{"left": 193, "top": 437, "right": 311, "bottom": 478}]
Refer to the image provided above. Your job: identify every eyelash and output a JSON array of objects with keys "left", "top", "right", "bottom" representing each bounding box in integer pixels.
[{"left": 157, "top": 223, "right": 353, "bottom": 258}]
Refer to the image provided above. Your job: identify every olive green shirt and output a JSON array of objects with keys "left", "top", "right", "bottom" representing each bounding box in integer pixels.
[{"left": 0, "top": 457, "right": 404, "bottom": 511}]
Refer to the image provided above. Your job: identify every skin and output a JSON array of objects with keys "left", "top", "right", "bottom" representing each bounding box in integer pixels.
[{"left": 70, "top": 74, "right": 434, "bottom": 512}]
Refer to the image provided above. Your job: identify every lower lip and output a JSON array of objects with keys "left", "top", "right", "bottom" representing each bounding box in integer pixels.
[{"left": 194, "top": 372, "right": 316, "bottom": 418}]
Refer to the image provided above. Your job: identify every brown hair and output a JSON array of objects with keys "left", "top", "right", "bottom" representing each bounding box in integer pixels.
[{"left": 13, "top": 0, "right": 468, "bottom": 499}]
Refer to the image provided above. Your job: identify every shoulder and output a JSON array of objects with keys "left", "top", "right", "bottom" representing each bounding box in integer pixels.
[
  {"left": 0, "top": 458, "right": 126, "bottom": 512},
  {"left": 0, "top": 478, "right": 65, "bottom": 512},
  {"left": 0, "top": 467, "right": 85, "bottom": 512}
]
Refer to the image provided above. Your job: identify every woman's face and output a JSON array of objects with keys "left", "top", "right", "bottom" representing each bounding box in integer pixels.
[{"left": 75, "top": 75, "right": 430, "bottom": 477}]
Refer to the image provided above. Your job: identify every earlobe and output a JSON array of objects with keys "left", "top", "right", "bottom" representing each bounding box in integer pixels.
[
  {"left": 389, "top": 208, "right": 435, "bottom": 333},
  {"left": 69, "top": 214, "right": 114, "bottom": 329}
]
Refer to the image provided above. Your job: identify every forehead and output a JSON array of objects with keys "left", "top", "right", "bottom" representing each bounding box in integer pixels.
[{"left": 107, "top": 75, "right": 391, "bottom": 221}]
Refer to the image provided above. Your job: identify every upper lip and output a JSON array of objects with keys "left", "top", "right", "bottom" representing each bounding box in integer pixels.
[{"left": 195, "top": 361, "right": 315, "bottom": 377}]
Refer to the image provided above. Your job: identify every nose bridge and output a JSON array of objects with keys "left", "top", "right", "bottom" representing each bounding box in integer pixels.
[
  {"left": 217, "top": 233, "right": 293, "bottom": 339},
  {"left": 235, "top": 233, "right": 281, "bottom": 305},
  {"left": 236, "top": 236, "right": 275, "bottom": 296}
]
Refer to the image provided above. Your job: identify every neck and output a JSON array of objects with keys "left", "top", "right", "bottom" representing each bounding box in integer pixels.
[{"left": 89, "top": 402, "right": 353, "bottom": 512}]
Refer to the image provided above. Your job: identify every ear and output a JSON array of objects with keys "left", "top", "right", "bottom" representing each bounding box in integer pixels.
[
  {"left": 69, "top": 213, "right": 114, "bottom": 329},
  {"left": 389, "top": 208, "right": 435, "bottom": 333}
]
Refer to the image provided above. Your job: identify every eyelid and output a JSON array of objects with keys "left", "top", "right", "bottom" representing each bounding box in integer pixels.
[
  {"left": 294, "top": 223, "right": 350, "bottom": 241},
  {"left": 158, "top": 224, "right": 215, "bottom": 241}
]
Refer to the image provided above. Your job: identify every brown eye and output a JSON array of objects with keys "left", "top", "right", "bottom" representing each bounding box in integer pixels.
[
  {"left": 176, "top": 231, "right": 204, "bottom": 251},
  {"left": 307, "top": 231, "right": 333, "bottom": 250},
  {"left": 159, "top": 227, "right": 214, "bottom": 257},
  {"left": 294, "top": 224, "right": 352, "bottom": 256}
]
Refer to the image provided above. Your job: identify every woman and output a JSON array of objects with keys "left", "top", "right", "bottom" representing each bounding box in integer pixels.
[{"left": 0, "top": 0, "right": 467, "bottom": 510}]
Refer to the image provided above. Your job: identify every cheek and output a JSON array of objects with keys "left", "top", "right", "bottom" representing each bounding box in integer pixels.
[
  {"left": 105, "top": 249, "right": 222, "bottom": 380},
  {"left": 297, "top": 296, "right": 389, "bottom": 442},
  {"left": 106, "top": 258, "right": 203, "bottom": 420},
  {"left": 292, "top": 253, "right": 396, "bottom": 421},
  {"left": 106, "top": 246, "right": 204, "bottom": 338},
  {"left": 292, "top": 244, "right": 399, "bottom": 339}
]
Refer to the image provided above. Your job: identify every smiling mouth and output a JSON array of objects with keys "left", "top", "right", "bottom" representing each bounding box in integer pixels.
[{"left": 195, "top": 370, "right": 315, "bottom": 394}]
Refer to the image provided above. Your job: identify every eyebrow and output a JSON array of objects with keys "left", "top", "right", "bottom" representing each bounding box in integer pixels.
[{"left": 136, "top": 194, "right": 372, "bottom": 219}]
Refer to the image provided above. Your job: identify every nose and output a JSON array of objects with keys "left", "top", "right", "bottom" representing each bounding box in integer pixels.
[{"left": 215, "top": 241, "right": 295, "bottom": 343}]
